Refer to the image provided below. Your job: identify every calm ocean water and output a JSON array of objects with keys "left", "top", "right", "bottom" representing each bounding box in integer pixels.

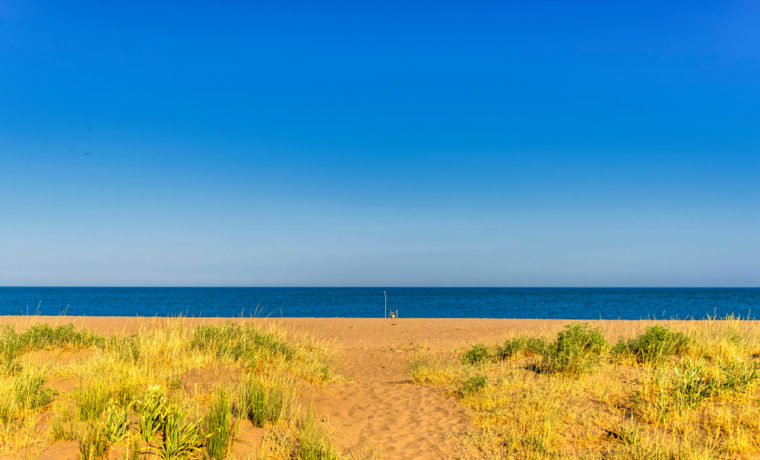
[{"left": 0, "top": 287, "right": 758, "bottom": 319}]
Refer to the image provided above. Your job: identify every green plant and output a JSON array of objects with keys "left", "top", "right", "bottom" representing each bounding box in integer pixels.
[
  {"left": 190, "top": 323, "right": 295, "bottom": 363},
  {"left": 654, "top": 358, "right": 715, "bottom": 412},
  {"left": 238, "top": 377, "right": 291, "bottom": 427},
  {"left": 101, "top": 335, "right": 140, "bottom": 362},
  {"left": 170, "top": 377, "right": 183, "bottom": 390},
  {"left": 495, "top": 336, "right": 547, "bottom": 359},
  {"left": 103, "top": 402, "right": 131, "bottom": 443},
  {"left": 22, "top": 323, "right": 100, "bottom": 349},
  {"left": 204, "top": 390, "right": 236, "bottom": 459},
  {"left": 76, "top": 386, "right": 110, "bottom": 421},
  {"left": 461, "top": 344, "right": 489, "bottom": 365},
  {"left": 719, "top": 359, "right": 759, "bottom": 392},
  {"left": 642, "top": 357, "right": 759, "bottom": 418},
  {"left": 606, "top": 420, "right": 641, "bottom": 445},
  {"left": 137, "top": 385, "right": 169, "bottom": 443},
  {"left": 125, "top": 437, "right": 142, "bottom": 460},
  {"left": 613, "top": 326, "right": 689, "bottom": 363},
  {"left": 298, "top": 410, "right": 341, "bottom": 460},
  {"left": 13, "top": 373, "right": 54, "bottom": 409},
  {"left": 0, "top": 326, "right": 24, "bottom": 372},
  {"left": 150, "top": 406, "right": 206, "bottom": 460},
  {"left": 0, "top": 324, "right": 104, "bottom": 375},
  {"left": 0, "top": 399, "right": 12, "bottom": 424},
  {"left": 79, "top": 424, "right": 110, "bottom": 460},
  {"left": 459, "top": 375, "right": 488, "bottom": 396},
  {"left": 50, "top": 414, "right": 78, "bottom": 441},
  {"left": 538, "top": 323, "right": 608, "bottom": 376}
]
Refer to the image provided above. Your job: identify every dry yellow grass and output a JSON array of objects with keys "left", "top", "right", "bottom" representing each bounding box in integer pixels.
[
  {"left": 410, "top": 317, "right": 760, "bottom": 459},
  {"left": 0, "top": 320, "right": 340, "bottom": 459}
]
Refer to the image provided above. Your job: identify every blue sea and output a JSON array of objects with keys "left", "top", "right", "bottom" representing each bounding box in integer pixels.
[{"left": 0, "top": 287, "right": 758, "bottom": 319}]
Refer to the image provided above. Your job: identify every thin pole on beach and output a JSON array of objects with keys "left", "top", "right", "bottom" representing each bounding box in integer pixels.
[{"left": 384, "top": 290, "right": 387, "bottom": 319}]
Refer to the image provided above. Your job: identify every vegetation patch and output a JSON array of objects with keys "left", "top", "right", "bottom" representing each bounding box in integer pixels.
[
  {"left": 613, "top": 325, "right": 689, "bottom": 363},
  {"left": 495, "top": 336, "right": 547, "bottom": 359},
  {"left": 13, "top": 373, "right": 54, "bottom": 410},
  {"left": 458, "top": 376, "right": 487, "bottom": 396},
  {"left": 0, "top": 321, "right": 337, "bottom": 458},
  {"left": 297, "top": 410, "right": 341, "bottom": 460},
  {"left": 409, "top": 319, "right": 760, "bottom": 458},
  {"left": 0, "top": 324, "right": 102, "bottom": 371},
  {"left": 190, "top": 323, "right": 296, "bottom": 362},
  {"left": 238, "top": 376, "right": 294, "bottom": 427},
  {"left": 537, "top": 323, "right": 608, "bottom": 376},
  {"left": 204, "top": 390, "right": 236, "bottom": 459},
  {"left": 461, "top": 344, "right": 489, "bottom": 365}
]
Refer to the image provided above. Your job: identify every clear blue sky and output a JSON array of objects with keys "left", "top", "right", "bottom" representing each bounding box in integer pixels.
[{"left": 1, "top": 1, "right": 758, "bottom": 286}]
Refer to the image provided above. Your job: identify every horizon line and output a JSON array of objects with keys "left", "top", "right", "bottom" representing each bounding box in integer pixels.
[{"left": 1, "top": 286, "right": 758, "bottom": 289}]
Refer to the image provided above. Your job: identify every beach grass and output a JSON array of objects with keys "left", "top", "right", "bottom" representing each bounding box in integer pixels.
[
  {"left": 409, "top": 317, "right": 760, "bottom": 458},
  {"left": 0, "top": 320, "right": 340, "bottom": 458}
]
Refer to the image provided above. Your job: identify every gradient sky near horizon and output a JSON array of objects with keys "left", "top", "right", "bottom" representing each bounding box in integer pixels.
[{"left": 1, "top": 1, "right": 759, "bottom": 287}]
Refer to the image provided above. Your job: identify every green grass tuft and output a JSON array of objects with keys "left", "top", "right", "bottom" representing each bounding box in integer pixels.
[
  {"left": 190, "top": 323, "right": 295, "bottom": 363},
  {"left": 76, "top": 386, "right": 111, "bottom": 422},
  {"left": 78, "top": 423, "right": 110, "bottom": 460},
  {"left": 458, "top": 375, "right": 487, "bottom": 396},
  {"left": 238, "top": 376, "right": 292, "bottom": 428},
  {"left": 14, "top": 373, "right": 54, "bottom": 409},
  {"left": 461, "top": 344, "right": 489, "bottom": 365},
  {"left": 204, "top": 390, "right": 236, "bottom": 459},
  {"left": 298, "top": 410, "right": 341, "bottom": 460},
  {"left": 0, "top": 324, "right": 102, "bottom": 372}
]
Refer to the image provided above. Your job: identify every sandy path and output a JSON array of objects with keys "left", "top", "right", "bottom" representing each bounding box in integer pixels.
[{"left": 305, "top": 347, "right": 474, "bottom": 459}]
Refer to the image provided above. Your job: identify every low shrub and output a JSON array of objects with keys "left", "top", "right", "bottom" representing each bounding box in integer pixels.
[
  {"left": 654, "top": 358, "right": 715, "bottom": 412},
  {"left": 22, "top": 324, "right": 101, "bottom": 349},
  {"left": 538, "top": 323, "right": 608, "bottom": 376},
  {"left": 461, "top": 344, "right": 489, "bottom": 365},
  {"left": 495, "top": 336, "right": 547, "bottom": 359},
  {"left": 613, "top": 325, "right": 689, "bottom": 363},
  {"left": 718, "top": 359, "right": 759, "bottom": 392},
  {"left": 644, "top": 357, "right": 758, "bottom": 416},
  {"left": 459, "top": 376, "right": 488, "bottom": 396},
  {"left": 0, "top": 326, "right": 24, "bottom": 371}
]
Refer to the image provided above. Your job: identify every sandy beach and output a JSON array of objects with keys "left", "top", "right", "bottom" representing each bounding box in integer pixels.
[{"left": 2, "top": 316, "right": 755, "bottom": 459}]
